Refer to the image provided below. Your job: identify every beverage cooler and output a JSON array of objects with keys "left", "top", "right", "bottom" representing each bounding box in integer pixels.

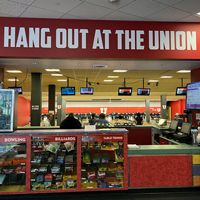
[{"left": 0, "top": 89, "right": 18, "bottom": 132}]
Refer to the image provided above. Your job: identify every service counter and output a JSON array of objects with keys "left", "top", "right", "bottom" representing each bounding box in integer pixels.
[{"left": 1, "top": 127, "right": 200, "bottom": 196}]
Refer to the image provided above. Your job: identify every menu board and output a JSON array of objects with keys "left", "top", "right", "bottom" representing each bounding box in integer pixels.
[{"left": 186, "top": 81, "right": 200, "bottom": 109}]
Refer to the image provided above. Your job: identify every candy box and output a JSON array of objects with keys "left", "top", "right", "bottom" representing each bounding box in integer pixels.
[
  {"left": 56, "top": 182, "right": 63, "bottom": 190},
  {"left": 38, "top": 166, "right": 47, "bottom": 173},
  {"left": 4, "top": 157, "right": 13, "bottom": 166},
  {"left": 15, "top": 166, "right": 26, "bottom": 174},
  {"left": 101, "top": 153, "right": 109, "bottom": 163},
  {"left": 116, "top": 163, "right": 124, "bottom": 171},
  {"left": 13, "top": 154, "right": 26, "bottom": 165},
  {"left": 83, "top": 152, "right": 90, "bottom": 163},
  {"left": 92, "top": 153, "right": 100, "bottom": 163},
  {"left": 44, "top": 182, "right": 51, "bottom": 190},
  {"left": 47, "top": 154, "right": 55, "bottom": 164},
  {"left": 87, "top": 171, "right": 96, "bottom": 180},
  {"left": 53, "top": 173, "right": 63, "bottom": 182},
  {"left": 51, "top": 165, "right": 60, "bottom": 173},
  {"left": 97, "top": 181, "right": 109, "bottom": 188},
  {"left": 98, "top": 163, "right": 107, "bottom": 171},
  {"left": 31, "top": 182, "right": 41, "bottom": 190},
  {"left": 113, "top": 142, "right": 119, "bottom": 149},
  {"left": 108, "top": 162, "right": 117, "bottom": 171},
  {"left": 114, "top": 149, "right": 124, "bottom": 162},
  {"left": 88, "top": 141, "right": 95, "bottom": 149},
  {"left": 0, "top": 156, "right": 6, "bottom": 165},
  {"left": 97, "top": 171, "right": 106, "bottom": 179},
  {"left": 45, "top": 174, "right": 53, "bottom": 182},
  {"left": 67, "top": 179, "right": 75, "bottom": 189},
  {"left": 115, "top": 171, "right": 124, "bottom": 179},
  {"left": 65, "top": 165, "right": 73, "bottom": 172},
  {"left": 56, "top": 156, "right": 65, "bottom": 164},
  {"left": 65, "top": 155, "right": 73, "bottom": 164},
  {"left": 109, "top": 182, "right": 122, "bottom": 188},
  {"left": 64, "top": 142, "right": 75, "bottom": 152},
  {"left": 81, "top": 142, "right": 88, "bottom": 148}
]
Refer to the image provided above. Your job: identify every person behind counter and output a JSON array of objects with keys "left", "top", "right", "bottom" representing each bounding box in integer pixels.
[
  {"left": 134, "top": 113, "right": 143, "bottom": 125},
  {"left": 95, "top": 113, "right": 109, "bottom": 125},
  {"left": 116, "top": 115, "right": 127, "bottom": 125},
  {"left": 42, "top": 113, "right": 53, "bottom": 126},
  {"left": 60, "top": 112, "right": 82, "bottom": 129},
  {"left": 89, "top": 113, "right": 96, "bottom": 125},
  {"left": 175, "top": 113, "right": 183, "bottom": 127}
]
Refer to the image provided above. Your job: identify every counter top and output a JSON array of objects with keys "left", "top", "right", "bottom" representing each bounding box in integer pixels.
[
  {"left": 0, "top": 128, "right": 128, "bottom": 136},
  {"left": 128, "top": 143, "right": 200, "bottom": 155}
]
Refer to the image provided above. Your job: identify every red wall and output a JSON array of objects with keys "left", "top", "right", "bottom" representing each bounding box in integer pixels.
[
  {"left": 42, "top": 107, "right": 161, "bottom": 115},
  {"left": 17, "top": 97, "right": 30, "bottom": 126},
  {"left": 170, "top": 99, "right": 186, "bottom": 120},
  {"left": 191, "top": 67, "right": 200, "bottom": 125}
]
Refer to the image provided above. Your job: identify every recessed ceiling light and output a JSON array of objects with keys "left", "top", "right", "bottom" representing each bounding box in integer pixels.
[
  {"left": 6, "top": 70, "right": 22, "bottom": 73},
  {"left": 104, "top": 80, "right": 113, "bottom": 82},
  {"left": 57, "top": 79, "right": 67, "bottom": 81},
  {"left": 32, "top": 62, "right": 36, "bottom": 65},
  {"left": 160, "top": 76, "right": 173, "bottom": 78},
  {"left": 107, "top": 76, "right": 119, "bottom": 78},
  {"left": 51, "top": 74, "right": 63, "bottom": 76},
  {"left": 45, "top": 69, "right": 60, "bottom": 72},
  {"left": 148, "top": 80, "right": 158, "bottom": 82},
  {"left": 177, "top": 70, "right": 191, "bottom": 73},
  {"left": 8, "top": 79, "right": 19, "bottom": 81},
  {"left": 113, "top": 70, "right": 127, "bottom": 72}
]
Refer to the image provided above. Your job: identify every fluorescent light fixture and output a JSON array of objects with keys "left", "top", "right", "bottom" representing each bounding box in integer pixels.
[
  {"left": 148, "top": 80, "right": 158, "bottom": 82},
  {"left": 104, "top": 80, "right": 113, "bottom": 82},
  {"left": 196, "top": 12, "right": 200, "bottom": 16},
  {"left": 160, "top": 76, "right": 173, "bottom": 78},
  {"left": 45, "top": 69, "right": 60, "bottom": 72},
  {"left": 177, "top": 70, "right": 191, "bottom": 73},
  {"left": 113, "top": 70, "right": 127, "bottom": 72},
  {"left": 57, "top": 79, "right": 67, "bottom": 81},
  {"left": 107, "top": 76, "right": 119, "bottom": 78},
  {"left": 51, "top": 74, "right": 63, "bottom": 76},
  {"left": 8, "top": 79, "right": 19, "bottom": 81},
  {"left": 6, "top": 70, "right": 22, "bottom": 73}
]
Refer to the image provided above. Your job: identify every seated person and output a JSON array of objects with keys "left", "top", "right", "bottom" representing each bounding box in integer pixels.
[
  {"left": 42, "top": 113, "right": 53, "bottom": 126},
  {"left": 95, "top": 113, "right": 109, "bottom": 125},
  {"left": 116, "top": 115, "right": 127, "bottom": 125},
  {"left": 134, "top": 113, "right": 143, "bottom": 125},
  {"left": 89, "top": 113, "right": 96, "bottom": 125},
  {"left": 60, "top": 112, "right": 82, "bottom": 129},
  {"left": 175, "top": 113, "right": 183, "bottom": 128}
]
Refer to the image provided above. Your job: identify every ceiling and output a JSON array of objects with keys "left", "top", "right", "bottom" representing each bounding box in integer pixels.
[{"left": 1, "top": 0, "right": 200, "bottom": 102}]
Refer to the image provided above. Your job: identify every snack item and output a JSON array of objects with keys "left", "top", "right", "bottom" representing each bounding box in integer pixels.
[
  {"left": 35, "top": 174, "right": 45, "bottom": 182},
  {"left": 47, "top": 154, "right": 55, "bottom": 164},
  {"left": 64, "top": 142, "right": 75, "bottom": 152},
  {"left": 98, "top": 163, "right": 107, "bottom": 171},
  {"left": 109, "top": 182, "right": 122, "bottom": 188},
  {"left": 56, "top": 182, "right": 63, "bottom": 190},
  {"left": 4, "top": 157, "right": 13, "bottom": 165},
  {"left": 114, "top": 149, "right": 124, "bottom": 162},
  {"left": 98, "top": 171, "right": 106, "bottom": 179},
  {"left": 13, "top": 154, "right": 26, "bottom": 165},
  {"left": 0, "top": 156, "right": 6, "bottom": 165},
  {"left": 51, "top": 165, "right": 60, "bottom": 173},
  {"left": 101, "top": 153, "right": 109, "bottom": 163},
  {"left": 65, "top": 165, "right": 73, "bottom": 172},
  {"left": 97, "top": 181, "right": 109, "bottom": 188},
  {"left": 45, "top": 174, "right": 53, "bottom": 182},
  {"left": 31, "top": 182, "right": 41, "bottom": 190},
  {"left": 115, "top": 171, "right": 124, "bottom": 179},
  {"left": 56, "top": 156, "right": 65, "bottom": 164},
  {"left": 81, "top": 142, "right": 88, "bottom": 148},
  {"left": 65, "top": 155, "right": 73, "bottom": 164},
  {"left": 116, "top": 163, "right": 124, "bottom": 171},
  {"left": 87, "top": 171, "right": 96, "bottom": 180},
  {"left": 53, "top": 173, "right": 63, "bottom": 182},
  {"left": 92, "top": 153, "right": 100, "bottom": 163},
  {"left": 67, "top": 179, "right": 75, "bottom": 189},
  {"left": 108, "top": 162, "right": 117, "bottom": 171},
  {"left": 44, "top": 182, "right": 51, "bottom": 190},
  {"left": 38, "top": 166, "right": 47, "bottom": 173},
  {"left": 15, "top": 166, "right": 26, "bottom": 174},
  {"left": 46, "top": 142, "right": 60, "bottom": 153},
  {"left": 3, "top": 168, "right": 14, "bottom": 174},
  {"left": 83, "top": 152, "right": 90, "bottom": 163}
]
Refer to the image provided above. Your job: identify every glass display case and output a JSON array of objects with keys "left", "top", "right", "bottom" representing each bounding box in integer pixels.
[
  {"left": 30, "top": 136, "right": 77, "bottom": 191},
  {"left": 81, "top": 135, "right": 124, "bottom": 189},
  {"left": 0, "top": 89, "right": 18, "bottom": 132},
  {"left": 0, "top": 137, "right": 27, "bottom": 193}
]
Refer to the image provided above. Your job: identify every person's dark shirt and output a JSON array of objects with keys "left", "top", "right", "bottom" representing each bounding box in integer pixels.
[
  {"left": 135, "top": 116, "right": 143, "bottom": 125},
  {"left": 89, "top": 118, "right": 96, "bottom": 125},
  {"left": 60, "top": 117, "right": 82, "bottom": 129},
  {"left": 176, "top": 118, "right": 183, "bottom": 127}
]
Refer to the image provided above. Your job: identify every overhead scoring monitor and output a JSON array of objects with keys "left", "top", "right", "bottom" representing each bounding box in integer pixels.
[
  {"left": 80, "top": 87, "right": 93, "bottom": 95},
  {"left": 61, "top": 87, "right": 75, "bottom": 95},
  {"left": 118, "top": 87, "right": 132, "bottom": 96},
  {"left": 176, "top": 87, "right": 187, "bottom": 95},
  {"left": 137, "top": 88, "right": 150, "bottom": 96},
  {"left": 8, "top": 87, "right": 23, "bottom": 94}
]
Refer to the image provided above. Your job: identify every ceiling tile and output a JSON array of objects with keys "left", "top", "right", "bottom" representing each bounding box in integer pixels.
[
  {"left": 118, "top": 0, "right": 168, "bottom": 17},
  {"left": 86, "top": 0, "right": 135, "bottom": 10},
  {"left": 32, "top": 0, "right": 83, "bottom": 13},
  {"left": 9, "top": 0, "right": 36, "bottom": 5},
  {"left": 0, "top": 12, "right": 14, "bottom": 17},
  {"left": 60, "top": 13, "right": 85, "bottom": 19},
  {"left": 21, "top": 6, "right": 63, "bottom": 18},
  {"left": 146, "top": 7, "right": 190, "bottom": 21},
  {"left": 173, "top": 0, "right": 200, "bottom": 14},
  {"left": 101, "top": 11, "right": 140, "bottom": 21},
  {"left": 153, "top": 0, "right": 185, "bottom": 6},
  {"left": 68, "top": 2, "right": 113, "bottom": 19},
  {"left": 0, "top": 0, "right": 29, "bottom": 16},
  {"left": 177, "top": 15, "right": 200, "bottom": 22}
]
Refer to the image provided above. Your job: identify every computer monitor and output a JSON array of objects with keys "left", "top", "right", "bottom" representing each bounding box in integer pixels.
[
  {"left": 181, "top": 122, "right": 192, "bottom": 135},
  {"left": 61, "top": 87, "right": 75, "bottom": 95},
  {"left": 169, "top": 120, "right": 178, "bottom": 131},
  {"left": 118, "top": 87, "right": 132, "bottom": 96},
  {"left": 8, "top": 87, "right": 23, "bottom": 94}
]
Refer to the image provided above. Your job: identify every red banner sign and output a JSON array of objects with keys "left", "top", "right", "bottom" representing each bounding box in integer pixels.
[
  {"left": 0, "top": 137, "right": 26, "bottom": 143},
  {"left": 0, "top": 17, "right": 200, "bottom": 59},
  {"left": 32, "top": 136, "right": 76, "bottom": 142},
  {"left": 82, "top": 135, "right": 123, "bottom": 142}
]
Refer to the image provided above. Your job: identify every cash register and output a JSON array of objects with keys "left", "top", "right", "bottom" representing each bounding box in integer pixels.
[
  {"left": 173, "top": 122, "right": 192, "bottom": 143},
  {"left": 162, "top": 120, "right": 179, "bottom": 139}
]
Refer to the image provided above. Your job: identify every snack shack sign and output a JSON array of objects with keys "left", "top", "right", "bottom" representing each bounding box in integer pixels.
[{"left": 0, "top": 17, "right": 200, "bottom": 59}]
